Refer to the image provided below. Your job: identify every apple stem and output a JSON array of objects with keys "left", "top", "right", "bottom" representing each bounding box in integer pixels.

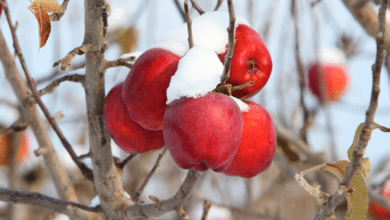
[
  {"left": 231, "top": 81, "right": 254, "bottom": 92},
  {"left": 184, "top": 0, "right": 194, "bottom": 49},
  {"left": 221, "top": 0, "right": 236, "bottom": 85}
]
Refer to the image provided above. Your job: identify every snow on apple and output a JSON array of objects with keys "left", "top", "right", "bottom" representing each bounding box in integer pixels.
[
  {"left": 229, "top": 96, "right": 250, "bottom": 112},
  {"left": 166, "top": 46, "right": 223, "bottom": 104},
  {"left": 152, "top": 11, "right": 249, "bottom": 57}
]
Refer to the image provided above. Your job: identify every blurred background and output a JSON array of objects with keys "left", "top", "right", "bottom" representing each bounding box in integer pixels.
[{"left": 0, "top": 0, "right": 390, "bottom": 219}]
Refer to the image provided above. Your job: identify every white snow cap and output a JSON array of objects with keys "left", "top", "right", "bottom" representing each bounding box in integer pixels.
[
  {"left": 319, "top": 47, "right": 346, "bottom": 64},
  {"left": 166, "top": 46, "right": 223, "bottom": 104},
  {"left": 152, "top": 11, "right": 250, "bottom": 57},
  {"left": 229, "top": 96, "right": 250, "bottom": 112},
  {"left": 90, "top": 196, "right": 101, "bottom": 207}
]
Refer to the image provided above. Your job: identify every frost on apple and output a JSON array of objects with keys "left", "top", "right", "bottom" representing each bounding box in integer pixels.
[
  {"left": 166, "top": 46, "right": 223, "bottom": 104},
  {"left": 152, "top": 11, "right": 249, "bottom": 57},
  {"left": 229, "top": 96, "right": 250, "bottom": 112}
]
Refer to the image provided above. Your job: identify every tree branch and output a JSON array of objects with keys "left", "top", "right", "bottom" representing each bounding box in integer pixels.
[
  {"left": 172, "top": 0, "right": 186, "bottom": 22},
  {"left": 184, "top": 0, "right": 194, "bottom": 49},
  {"left": 0, "top": 188, "right": 103, "bottom": 220},
  {"left": 38, "top": 74, "right": 85, "bottom": 96},
  {"left": 220, "top": 0, "right": 236, "bottom": 84},
  {"left": 50, "top": 0, "right": 71, "bottom": 21},
  {"left": 53, "top": 44, "right": 92, "bottom": 71},
  {"left": 314, "top": 0, "right": 388, "bottom": 218},
  {"left": 125, "top": 169, "right": 200, "bottom": 219},
  {"left": 189, "top": 0, "right": 205, "bottom": 15},
  {"left": 104, "top": 57, "right": 135, "bottom": 70}
]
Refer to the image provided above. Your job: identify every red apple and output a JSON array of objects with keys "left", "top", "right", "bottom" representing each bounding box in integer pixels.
[
  {"left": 368, "top": 181, "right": 390, "bottom": 220},
  {"left": 307, "top": 62, "right": 349, "bottom": 103},
  {"left": 104, "top": 83, "right": 165, "bottom": 154},
  {"left": 0, "top": 126, "right": 29, "bottom": 166},
  {"left": 163, "top": 93, "right": 243, "bottom": 172},
  {"left": 122, "top": 48, "right": 180, "bottom": 130},
  {"left": 218, "top": 24, "right": 272, "bottom": 98},
  {"left": 223, "top": 101, "right": 276, "bottom": 178}
]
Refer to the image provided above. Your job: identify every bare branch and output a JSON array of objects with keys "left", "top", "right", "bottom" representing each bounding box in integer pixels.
[
  {"left": 172, "top": 0, "right": 186, "bottom": 22},
  {"left": 38, "top": 74, "right": 85, "bottom": 96},
  {"left": 104, "top": 57, "right": 136, "bottom": 70},
  {"left": 133, "top": 148, "right": 167, "bottom": 202},
  {"left": 214, "top": 0, "right": 224, "bottom": 11},
  {"left": 189, "top": 0, "right": 205, "bottom": 15},
  {"left": 116, "top": 153, "right": 138, "bottom": 170},
  {"left": 314, "top": 0, "right": 388, "bottom": 218},
  {"left": 184, "top": 0, "right": 194, "bottom": 49},
  {"left": 0, "top": 188, "right": 103, "bottom": 220},
  {"left": 220, "top": 0, "right": 236, "bottom": 84},
  {"left": 0, "top": 118, "right": 32, "bottom": 135},
  {"left": 125, "top": 169, "right": 200, "bottom": 219},
  {"left": 50, "top": 0, "right": 71, "bottom": 21},
  {"left": 201, "top": 200, "right": 212, "bottom": 220},
  {"left": 53, "top": 44, "right": 91, "bottom": 71}
]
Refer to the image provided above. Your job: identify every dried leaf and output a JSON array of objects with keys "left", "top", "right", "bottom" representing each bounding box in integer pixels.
[
  {"left": 323, "top": 161, "right": 368, "bottom": 220},
  {"left": 29, "top": 0, "right": 62, "bottom": 13},
  {"left": 115, "top": 26, "right": 138, "bottom": 54},
  {"left": 33, "top": 8, "right": 51, "bottom": 49}
]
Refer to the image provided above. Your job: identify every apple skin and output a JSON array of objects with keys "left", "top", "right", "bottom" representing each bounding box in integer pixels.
[
  {"left": 104, "top": 83, "right": 165, "bottom": 154},
  {"left": 368, "top": 182, "right": 390, "bottom": 220},
  {"left": 0, "top": 127, "right": 29, "bottom": 166},
  {"left": 223, "top": 101, "right": 276, "bottom": 178},
  {"left": 122, "top": 48, "right": 180, "bottom": 130},
  {"left": 218, "top": 24, "right": 273, "bottom": 98},
  {"left": 307, "top": 62, "right": 349, "bottom": 103},
  {"left": 163, "top": 93, "right": 243, "bottom": 172}
]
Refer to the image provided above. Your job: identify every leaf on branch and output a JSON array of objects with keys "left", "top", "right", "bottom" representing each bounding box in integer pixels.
[
  {"left": 28, "top": 0, "right": 62, "bottom": 49},
  {"left": 114, "top": 26, "right": 138, "bottom": 54},
  {"left": 29, "top": 0, "right": 63, "bottom": 13},
  {"left": 323, "top": 161, "right": 368, "bottom": 220},
  {"left": 347, "top": 123, "right": 371, "bottom": 180}
]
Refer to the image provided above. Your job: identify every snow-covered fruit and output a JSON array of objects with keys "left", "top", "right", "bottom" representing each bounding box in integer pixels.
[
  {"left": 163, "top": 93, "right": 243, "bottom": 172},
  {"left": 122, "top": 48, "right": 180, "bottom": 130},
  {"left": 223, "top": 101, "right": 276, "bottom": 178},
  {"left": 0, "top": 126, "right": 29, "bottom": 166},
  {"left": 104, "top": 83, "right": 165, "bottom": 154},
  {"left": 368, "top": 181, "right": 390, "bottom": 220},
  {"left": 307, "top": 62, "right": 349, "bottom": 103},
  {"left": 218, "top": 24, "right": 272, "bottom": 98}
]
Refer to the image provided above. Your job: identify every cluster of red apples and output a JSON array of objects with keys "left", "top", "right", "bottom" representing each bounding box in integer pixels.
[{"left": 104, "top": 12, "right": 276, "bottom": 178}]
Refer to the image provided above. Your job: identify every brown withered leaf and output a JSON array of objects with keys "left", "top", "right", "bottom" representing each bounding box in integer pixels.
[
  {"left": 33, "top": 8, "right": 51, "bottom": 49},
  {"left": 29, "top": 0, "right": 63, "bottom": 13}
]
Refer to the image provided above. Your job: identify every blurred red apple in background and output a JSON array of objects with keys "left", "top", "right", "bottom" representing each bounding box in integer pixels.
[
  {"left": 0, "top": 126, "right": 29, "bottom": 166},
  {"left": 223, "top": 101, "right": 276, "bottom": 178},
  {"left": 218, "top": 24, "right": 272, "bottom": 98},
  {"left": 307, "top": 62, "right": 349, "bottom": 103},
  {"left": 122, "top": 48, "right": 180, "bottom": 130},
  {"left": 163, "top": 93, "right": 243, "bottom": 172},
  {"left": 368, "top": 181, "right": 390, "bottom": 220},
  {"left": 104, "top": 83, "right": 165, "bottom": 154}
]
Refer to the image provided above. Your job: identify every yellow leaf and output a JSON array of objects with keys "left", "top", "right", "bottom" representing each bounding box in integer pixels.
[
  {"left": 29, "top": 0, "right": 62, "bottom": 13},
  {"left": 347, "top": 123, "right": 364, "bottom": 161},
  {"left": 115, "top": 26, "right": 138, "bottom": 54},
  {"left": 323, "top": 161, "right": 368, "bottom": 220},
  {"left": 33, "top": 8, "right": 51, "bottom": 49}
]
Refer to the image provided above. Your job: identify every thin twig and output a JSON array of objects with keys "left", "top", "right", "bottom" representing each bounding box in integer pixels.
[
  {"left": 0, "top": 118, "right": 32, "bottom": 135},
  {"left": 38, "top": 74, "right": 85, "bottom": 96},
  {"left": 184, "top": 0, "right": 194, "bottom": 49},
  {"left": 214, "top": 0, "right": 224, "bottom": 11},
  {"left": 292, "top": 0, "right": 310, "bottom": 143},
  {"left": 220, "top": 0, "right": 236, "bottom": 84},
  {"left": 132, "top": 148, "right": 168, "bottom": 202},
  {"left": 314, "top": 0, "right": 388, "bottom": 219},
  {"left": 116, "top": 153, "right": 138, "bottom": 170},
  {"left": 189, "top": 0, "right": 205, "bottom": 15},
  {"left": 125, "top": 169, "right": 201, "bottom": 219},
  {"left": 2, "top": 0, "right": 94, "bottom": 181},
  {"left": 0, "top": 188, "right": 102, "bottom": 219},
  {"left": 201, "top": 200, "right": 212, "bottom": 220},
  {"left": 172, "top": 0, "right": 186, "bottom": 22},
  {"left": 104, "top": 57, "right": 135, "bottom": 70},
  {"left": 50, "top": 0, "right": 71, "bottom": 21},
  {"left": 53, "top": 44, "right": 91, "bottom": 71}
]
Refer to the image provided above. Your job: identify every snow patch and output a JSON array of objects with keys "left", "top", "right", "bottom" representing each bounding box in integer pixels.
[
  {"left": 121, "top": 50, "right": 144, "bottom": 64},
  {"left": 230, "top": 96, "right": 250, "bottom": 112},
  {"left": 319, "top": 47, "right": 346, "bottom": 64},
  {"left": 166, "top": 46, "right": 223, "bottom": 104},
  {"left": 90, "top": 196, "right": 101, "bottom": 207},
  {"left": 152, "top": 11, "right": 249, "bottom": 57}
]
